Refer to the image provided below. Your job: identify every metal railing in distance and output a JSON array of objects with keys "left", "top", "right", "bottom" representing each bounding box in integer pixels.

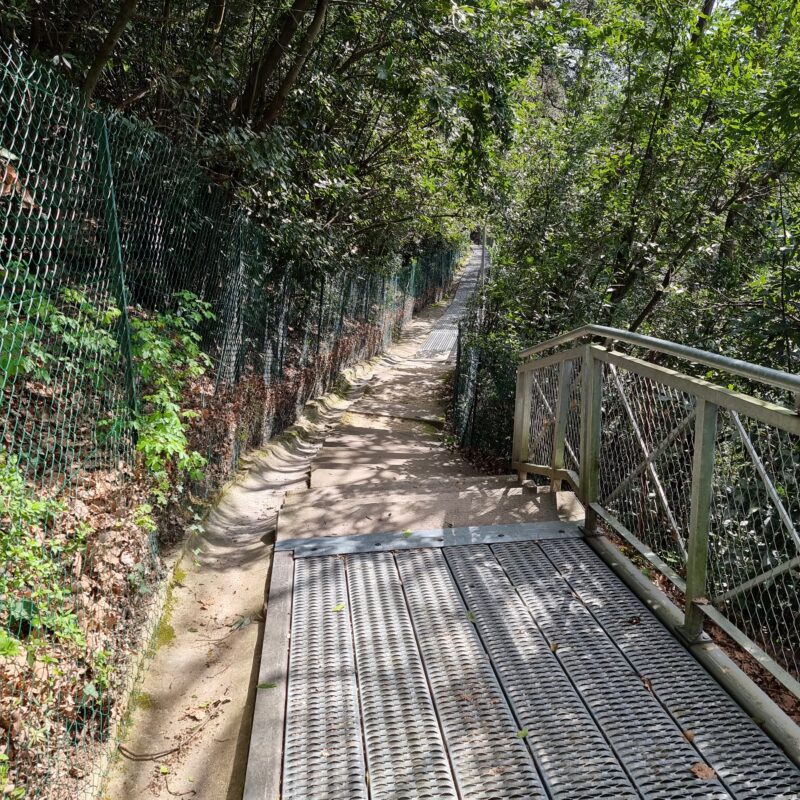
[{"left": 512, "top": 327, "right": 800, "bottom": 701}]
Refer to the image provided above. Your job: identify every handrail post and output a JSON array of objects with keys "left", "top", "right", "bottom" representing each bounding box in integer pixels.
[
  {"left": 682, "top": 398, "right": 718, "bottom": 641},
  {"left": 551, "top": 360, "right": 573, "bottom": 487},
  {"left": 512, "top": 366, "right": 532, "bottom": 481},
  {"left": 579, "top": 345, "right": 602, "bottom": 533}
]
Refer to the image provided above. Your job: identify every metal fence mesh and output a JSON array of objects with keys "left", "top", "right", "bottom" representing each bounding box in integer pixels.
[
  {"left": 0, "top": 45, "right": 458, "bottom": 799},
  {"left": 708, "top": 411, "right": 800, "bottom": 681},
  {"left": 598, "top": 364, "right": 696, "bottom": 572},
  {"left": 563, "top": 358, "right": 582, "bottom": 475},
  {"left": 527, "top": 364, "right": 558, "bottom": 468}
]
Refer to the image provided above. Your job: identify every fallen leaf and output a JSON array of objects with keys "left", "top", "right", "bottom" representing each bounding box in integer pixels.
[
  {"left": 516, "top": 728, "right": 529, "bottom": 739},
  {"left": 550, "top": 642, "right": 559, "bottom": 653},
  {"left": 683, "top": 730, "right": 695, "bottom": 743},
  {"left": 257, "top": 682, "right": 277, "bottom": 689},
  {"left": 332, "top": 603, "right": 345, "bottom": 613},
  {"left": 691, "top": 763, "right": 716, "bottom": 780}
]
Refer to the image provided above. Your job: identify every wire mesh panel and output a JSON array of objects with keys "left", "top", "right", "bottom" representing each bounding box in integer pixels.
[
  {"left": 563, "top": 357, "right": 582, "bottom": 474},
  {"left": 707, "top": 411, "right": 800, "bottom": 681},
  {"left": 598, "top": 363, "right": 697, "bottom": 571},
  {"left": 527, "top": 363, "right": 558, "bottom": 467},
  {"left": 515, "top": 336, "right": 800, "bottom": 702}
]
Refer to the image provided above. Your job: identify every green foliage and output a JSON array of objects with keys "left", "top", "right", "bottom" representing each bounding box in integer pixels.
[
  {"left": 130, "top": 292, "right": 215, "bottom": 503},
  {"left": 0, "top": 263, "right": 120, "bottom": 393},
  {"left": 0, "top": 627, "right": 21, "bottom": 657},
  {"left": 0, "top": 752, "right": 25, "bottom": 799},
  {"left": 0, "top": 451, "right": 83, "bottom": 645},
  {"left": 481, "top": 0, "right": 800, "bottom": 379}
]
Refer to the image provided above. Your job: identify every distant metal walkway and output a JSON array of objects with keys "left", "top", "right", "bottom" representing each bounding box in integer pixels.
[
  {"left": 416, "top": 244, "right": 485, "bottom": 357},
  {"left": 246, "top": 525, "right": 800, "bottom": 800}
]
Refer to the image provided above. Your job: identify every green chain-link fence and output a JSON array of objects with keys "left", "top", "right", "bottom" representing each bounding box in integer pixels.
[
  {"left": 452, "top": 312, "right": 518, "bottom": 464},
  {"left": 0, "top": 44, "right": 459, "bottom": 799},
  {"left": 450, "top": 247, "right": 519, "bottom": 466}
]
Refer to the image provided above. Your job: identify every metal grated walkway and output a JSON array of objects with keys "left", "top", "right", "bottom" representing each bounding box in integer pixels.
[
  {"left": 417, "top": 245, "right": 485, "bottom": 357},
  {"left": 261, "top": 529, "right": 800, "bottom": 800}
]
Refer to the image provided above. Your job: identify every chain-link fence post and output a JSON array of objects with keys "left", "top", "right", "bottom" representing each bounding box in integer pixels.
[{"left": 95, "top": 116, "right": 138, "bottom": 422}]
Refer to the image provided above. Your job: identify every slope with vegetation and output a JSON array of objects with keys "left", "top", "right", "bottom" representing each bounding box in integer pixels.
[{"left": 0, "top": 2, "right": 544, "bottom": 797}]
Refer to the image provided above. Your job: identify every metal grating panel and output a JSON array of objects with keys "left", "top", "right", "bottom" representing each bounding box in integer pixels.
[
  {"left": 417, "top": 250, "right": 483, "bottom": 357},
  {"left": 444, "top": 545, "right": 639, "bottom": 799},
  {"left": 346, "top": 552, "right": 458, "bottom": 799},
  {"left": 283, "top": 557, "right": 368, "bottom": 800},
  {"left": 395, "top": 548, "right": 548, "bottom": 799},
  {"left": 494, "top": 541, "right": 732, "bottom": 799},
  {"left": 543, "top": 538, "right": 800, "bottom": 800}
]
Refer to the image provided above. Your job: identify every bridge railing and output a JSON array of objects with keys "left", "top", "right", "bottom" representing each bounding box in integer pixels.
[{"left": 513, "top": 325, "right": 800, "bottom": 700}]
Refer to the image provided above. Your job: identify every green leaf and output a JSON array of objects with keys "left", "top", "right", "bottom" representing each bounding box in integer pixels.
[
  {"left": 516, "top": 727, "right": 529, "bottom": 739},
  {"left": 83, "top": 682, "right": 100, "bottom": 701},
  {"left": 332, "top": 602, "right": 345, "bottom": 613},
  {"left": 257, "top": 682, "right": 277, "bottom": 689}
]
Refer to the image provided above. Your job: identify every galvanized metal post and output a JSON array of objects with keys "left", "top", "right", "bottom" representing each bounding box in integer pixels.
[
  {"left": 551, "top": 360, "right": 573, "bottom": 486},
  {"left": 95, "top": 116, "right": 138, "bottom": 422},
  {"left": 682, "top": 398, "right": 718, "bottom": 641},
  {"left": 579, "top": 345, "right": 603, "bottom": 533},
  {"left": 512, "top": 366, "right": 532, "bottom": 481}
]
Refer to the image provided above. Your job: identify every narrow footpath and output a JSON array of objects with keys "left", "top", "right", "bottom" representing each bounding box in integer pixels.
[
  {"left": 243, "top": 245, "right": 800, "bottom": 800},
  {"left": 105, "top": 245, "right": 545, "bottom": 799}
]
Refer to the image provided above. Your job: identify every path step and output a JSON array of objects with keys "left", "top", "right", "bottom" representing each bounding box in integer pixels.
[
  {"left": 309, "top": 462, "right": 483, "bottom": 488},
  {"left": 278, "top": 520, "right": 584, "bottom": 557},
  {"left": 278, "top": 488, "right": 583, "bottom": 541},
  {"left": 282, "top": 474, "right": 521, "bottom": 505}
]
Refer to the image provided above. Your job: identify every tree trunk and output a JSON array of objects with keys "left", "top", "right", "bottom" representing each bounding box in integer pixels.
[
  {"left": 255, "top": 0, "right": 328, "bottom": 131},
  {"left": 82, "top": 0, "right": 142, "bottom": 102},
  {"left": 238, "top": 0, "right": 314, "bottom": 121},
  {"left": 205, "top": 0, "right": 226, "bottom": 35}
]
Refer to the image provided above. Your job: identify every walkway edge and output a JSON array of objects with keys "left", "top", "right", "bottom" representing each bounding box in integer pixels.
[
  {"left": 243, "top": 550, "right": 294, "bottom": 800},
  {"left": 587, "top": 533, "right": 800, "bottom": 767}
]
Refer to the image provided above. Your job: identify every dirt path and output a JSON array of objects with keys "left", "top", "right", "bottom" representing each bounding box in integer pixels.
[{"left": 102, "top": 296, "right": 457, "bottom": 800}]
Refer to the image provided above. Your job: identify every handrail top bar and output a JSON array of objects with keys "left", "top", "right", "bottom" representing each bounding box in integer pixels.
[{"left": 520, "top": 324, "right": 800, "bottom": 397}]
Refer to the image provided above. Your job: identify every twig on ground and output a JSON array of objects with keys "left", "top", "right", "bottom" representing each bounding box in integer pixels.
[
  {"left": 118, "top": 700, "right": 227, "bottom": 761},
  {"left": 165, "top": 776, "right": 197, "bottom": 797}
]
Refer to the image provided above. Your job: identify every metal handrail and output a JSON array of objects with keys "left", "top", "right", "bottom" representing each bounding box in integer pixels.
[
  {"left": 519, "top": 324, "right": 800, "bottom": 399},
  {"left": 513, "top": 334, "right": 800, "bottom": 700}
]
